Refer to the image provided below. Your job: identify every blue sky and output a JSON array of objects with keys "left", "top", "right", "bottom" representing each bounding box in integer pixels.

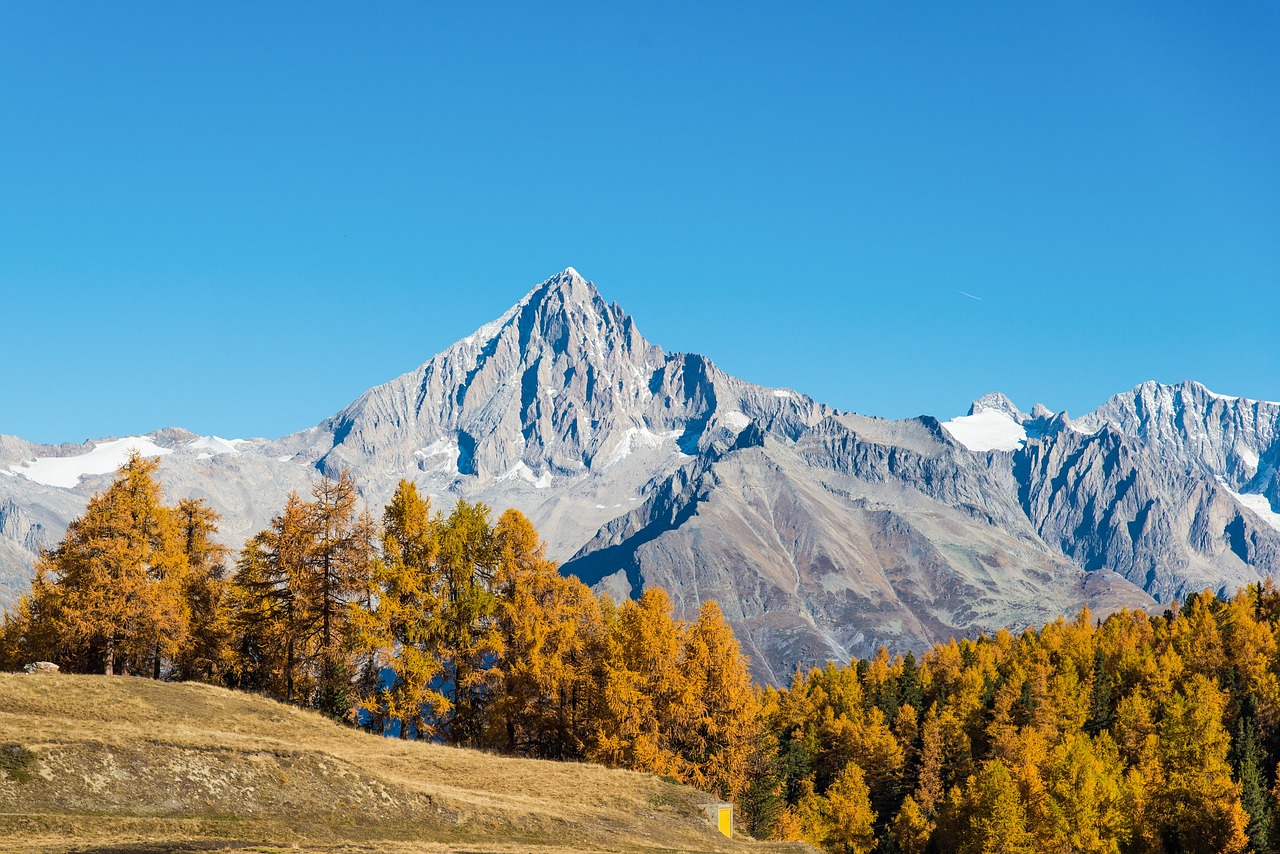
[{"left": 3, "top": 3, "right": 1277, "bottom": 443}]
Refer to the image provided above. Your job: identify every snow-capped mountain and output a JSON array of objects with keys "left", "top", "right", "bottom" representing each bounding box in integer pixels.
[{"left": 2, "top": 268, "right": 1278, "bottom": 682}]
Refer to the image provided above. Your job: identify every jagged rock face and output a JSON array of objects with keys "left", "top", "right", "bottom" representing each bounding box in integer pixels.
[
  {"left": 565, "top": 415, "right": 1154, "bottom": 683},
  {"left": 0, "top": 500, "right": 48, "bottom": 555},
  {"left": 274, "top": 270, "right": 828, "bottom": 483},
  {"left": 0, "top": 269, "right": 1277, "bottom": 682},
  {"left": 1065, "top": 380, "right": 1280, "bottom": 569},
  {"left": 0, "top": 485, "right": 85, "bottom": 605},
  {"left": 0, "top": 269, "right": 832, "bottom": 597},
  {"left": 1013, "top": 425, "right": 1280, "bottom": 601},
  {"left": 257, "top": 269, "right": 830, "bottom": 558},
  {"left": 1075, "top": 380, "right": 1280, "bottom": 491},
  {"left": 970, "top": 392, "right": 1026, "bottom": 421}
]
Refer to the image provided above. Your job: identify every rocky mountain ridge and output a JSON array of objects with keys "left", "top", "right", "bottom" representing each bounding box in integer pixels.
[{"left": 2, "top": 268, "right": 1278, "bottom": 682}]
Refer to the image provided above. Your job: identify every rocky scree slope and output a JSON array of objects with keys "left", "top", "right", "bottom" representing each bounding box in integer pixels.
[{"left": 565, "top": 413, "right": 1155, "bottom": 684}]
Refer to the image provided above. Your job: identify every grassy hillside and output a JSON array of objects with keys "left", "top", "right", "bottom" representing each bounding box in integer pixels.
[{"left": 0, "top": 674, "right": 808, "bottom": 854}]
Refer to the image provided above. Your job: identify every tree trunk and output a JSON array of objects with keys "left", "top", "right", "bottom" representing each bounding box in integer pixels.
[
  {"left": 104, "top": 635, "right": 115, "bottom": 676},
  {"left": 153, "top": 641, "right": 161, "bottom": 680},
  {"left": 286, "top": 636, "right": 295, "bottom": 703}
]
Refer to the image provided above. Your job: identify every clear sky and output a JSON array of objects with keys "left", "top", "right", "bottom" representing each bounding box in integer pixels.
[{"left": 3, "top": 3, "right": 1277, "bottom": 444}]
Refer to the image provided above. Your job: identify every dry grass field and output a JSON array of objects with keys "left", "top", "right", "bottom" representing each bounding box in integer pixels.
[{"left": 0, "top": 674, "right": 810, "bottom": 854}]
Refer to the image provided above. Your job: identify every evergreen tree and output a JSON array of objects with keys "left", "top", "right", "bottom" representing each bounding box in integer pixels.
[
  {"left": 899, "top": 652, "right": 924, "bottom": 714},
  {"left": 1232, "top": 719, "right": 1272, "bottom": 852},
  {"left": 229, "top": 472, "right": 375, "bottom": 716},
  {"left": 738, "top": 728, "right": 786, "bottom": 840},
  {"left": 1086, "top": 648, "right": 1114, "bottom": 735},
  {"left": 304, "top": 471, "right": 376, "bottom": 716},
  {"left": 229, "top": 493, "right": 311, "bottom": 700}
]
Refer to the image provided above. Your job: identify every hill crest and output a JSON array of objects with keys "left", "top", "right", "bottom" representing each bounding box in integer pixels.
[{"left": 0, "top": 673, "right": 798, "bottom": 853}]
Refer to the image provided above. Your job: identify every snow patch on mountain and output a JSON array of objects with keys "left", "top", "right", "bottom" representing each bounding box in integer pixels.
[
  {"left": 497, "top": 461, "right": 552, "bottom": 489},
  {"left": 1230, "top": 490, "right": 1280, "bottom": 532},
  {"left": 604, "top": 426, "right": 681, "bottom": 467},
  {"left": 9, "top": 437, "right": 174, "bottom": 488},
  {"left": 188, "top": 436, "right": 248, "bottom": 459},
  {"left": 943, "top": 409, "right": 1027, "bottom": 452},
  {"left": 416, "top": 438, "right": 458, "bottom": 459},
  {"left": 1205, "top": 386, "right": 1279, "bottom": 406}
]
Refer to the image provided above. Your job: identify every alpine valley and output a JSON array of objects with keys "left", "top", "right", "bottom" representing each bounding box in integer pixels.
[{"left": 4, "top": 269, "right": 1279, "bottom": 684}]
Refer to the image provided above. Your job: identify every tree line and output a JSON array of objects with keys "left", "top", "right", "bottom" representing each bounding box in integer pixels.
[
  {"left": 745, "top": 588, "right": 1280, "bottom": 853},
  {"left": 0, "top": 453, "right": 762, "bottom": 809},
  {"left": 6, "top": 453, "right": 1280, "bottom": 851}
]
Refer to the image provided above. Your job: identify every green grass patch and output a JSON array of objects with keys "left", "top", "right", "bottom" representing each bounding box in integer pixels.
[{"left": 0, "top": 741, "right": 37, "bottom": 782}]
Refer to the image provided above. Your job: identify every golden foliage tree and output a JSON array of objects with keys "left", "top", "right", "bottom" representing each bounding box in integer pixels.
[
  {"left": 435, "top": 499, "right": 502, "bottom": 746},
  {"left": 172, "top": 497, "right": 232, "bottom": 682},
  {"left": 673, "top": 600, "right": 762, "bottom": 802},
  {"left": 1154, "top": 675, "right": 1249, "bottom": 853},
  {"left": 20, "top": 458, "right": 1280, "bottom": 853},
  {"left": 351, "top": 479, "right": 446, "bottom": 737},
  {"left": 591, "top": 587, "right": 685, "bottom": 775},
  {"left": 488, "top": 508, "right": 604, "bottom": 758},
  {"left": 2, "top": 453, "right": 234, "bottom": 681},
  {"left": 892, "top": 794, "right": 934, "bottom": 854},
  {"left": 28, "top": 453, "right": 191, "bottom": 675},
  {"left": 760, "top": 586, "right": 1280, "bottom": 852},
  {"left": 229, "top": 471, "right": 375, "bottom": 715},
  {"left": 955, "top": 759, "right": 1035, "bottom": 854},
  {"left": 797, "top": 764, "right": 877, "bottom": 854}
]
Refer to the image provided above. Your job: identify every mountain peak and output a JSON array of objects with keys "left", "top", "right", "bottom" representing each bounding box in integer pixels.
[
  {"left": 968, "top": 392, "right": 1025, "bottom": 421},
  {"left": 532, "top": 265, "right": 603, "bottom": 305},
  {"left": 1118, "top": 379, "right": 1278, "bottom": 410},
  {"left": 296, "top": 267, "right": 829, "bottom": 504},
  {"left": 440, "top": 269, "right": 606, "bottom": 357}
]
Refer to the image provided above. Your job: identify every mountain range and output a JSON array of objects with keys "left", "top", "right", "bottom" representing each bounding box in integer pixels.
[{"left": 3, "top": 268, "right": 1278, "bottom": 683}]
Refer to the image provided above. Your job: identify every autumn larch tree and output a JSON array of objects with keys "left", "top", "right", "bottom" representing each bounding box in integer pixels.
[
  {"left": 351, "top": 479, "right": 447, "bottom": 737},
  {"left": 487, "top": 507, "right": 604, "bottom": 759},
  {"left": 303, "top": 470, "right": 377, "bottom": 716},
  {"left": 229, "top": 471, "right": 375, "bottom": 716},
  {"left": 29, "top": 452, "right": 190, "bottom": 676},
  {"left": 435, "top": 499, "right": 501, "bottom": 746}
]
